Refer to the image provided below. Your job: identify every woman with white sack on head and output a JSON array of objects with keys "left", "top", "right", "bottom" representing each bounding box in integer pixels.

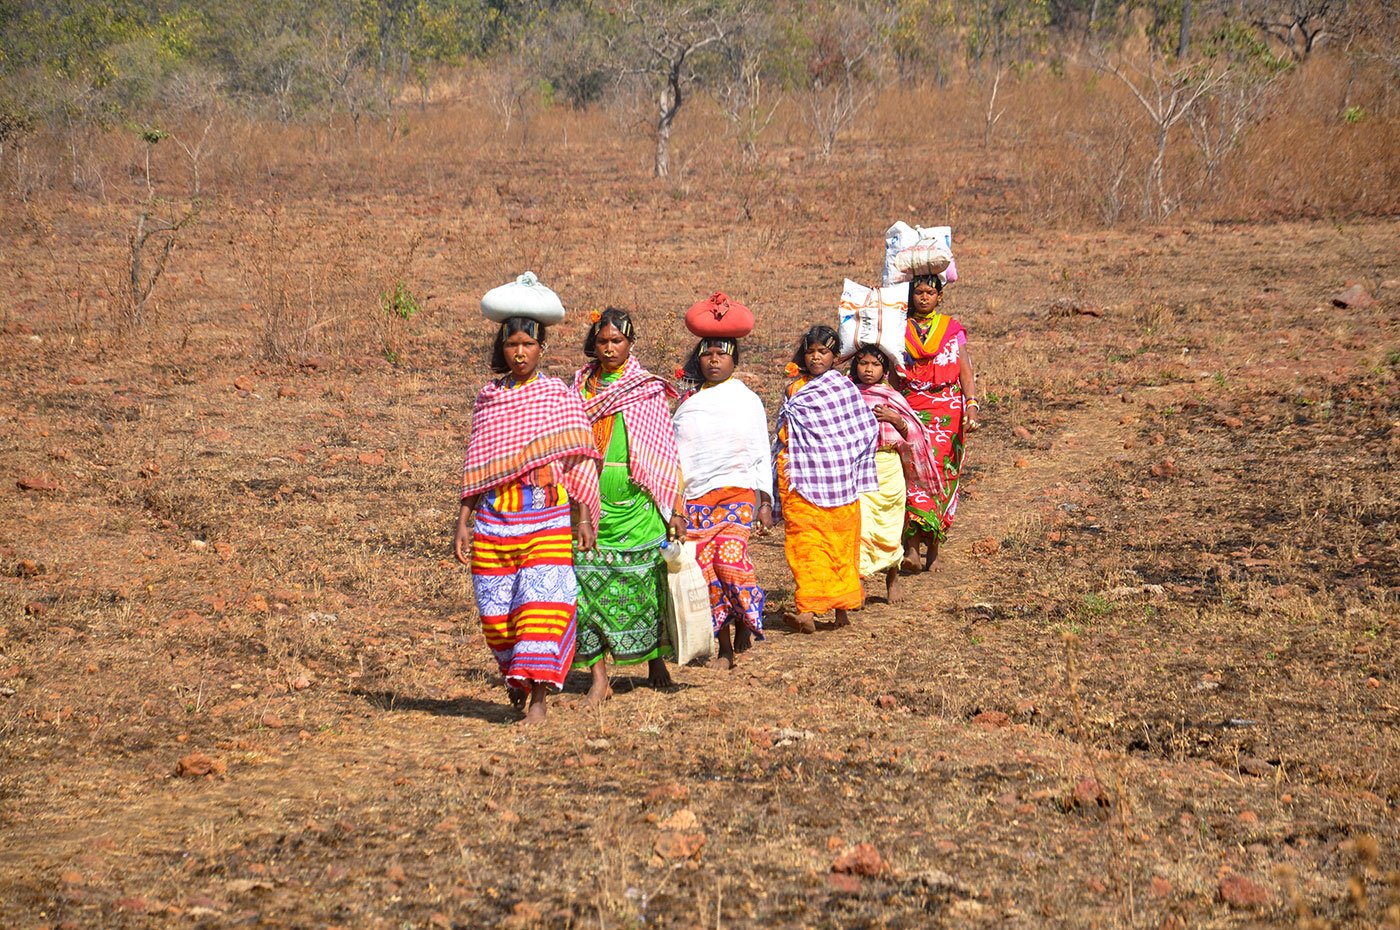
[
  {"left": 570, "top": 307, "right": 686, "bottom": 705},
  {"left": 453, "top": 272, "right": 600, "bottom": 726},
  {"left": 892, "top": 244, "right": 981, "bottom": 573}
]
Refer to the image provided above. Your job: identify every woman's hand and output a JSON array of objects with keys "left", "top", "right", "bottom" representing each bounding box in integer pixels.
[
  {"left": 453, "top": 505, "right": 475, "bottom": 566},
  {"left": 667, "top": 513, "right": 688, "bottom": 542},
  {"left": 965, "top": 399, "right": 982, "bottom": 433},
  {"left": 756, "top": 499, "right": 774, "bottom": 532},
  {"left": 873, "top": 404, "right": 908, "bottom": 435},
  {"left": 573, "top": 502, "right": 597, "bottom": 552}
]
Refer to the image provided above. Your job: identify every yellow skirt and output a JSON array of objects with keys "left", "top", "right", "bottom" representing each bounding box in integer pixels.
[
  {"left": 778, "top": 455, "right": 863, "bottom": 613},
  {"left": 859, "top": 449, "right": 907, "bottom": 577}
]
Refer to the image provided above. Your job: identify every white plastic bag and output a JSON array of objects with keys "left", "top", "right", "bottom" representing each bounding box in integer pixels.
[
  {"left": 480, "top": 271, "right": 567, "bottom": 324},
  {"left": 665, "top": 541, "right": 715, "bottom": 665},
  {"left": 882, "top": 223, "right": 959, "bottom": 285},
  {"left": 881, "top": 221, "right": 920, "bottom": 286},
  {"left": 837, "top": 278, "right": 907, "bottom": 363}
]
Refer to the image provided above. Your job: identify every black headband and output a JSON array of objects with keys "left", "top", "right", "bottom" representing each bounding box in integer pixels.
[{"left": 501, "top": 318, "right": 543, "bottom": 341}]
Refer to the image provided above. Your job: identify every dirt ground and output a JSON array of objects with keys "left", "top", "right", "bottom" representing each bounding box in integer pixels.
[{"left": 1, "top": 135, "right": 1397, "bottom": 929}]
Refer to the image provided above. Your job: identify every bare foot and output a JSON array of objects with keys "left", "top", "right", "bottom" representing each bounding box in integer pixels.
[
  {"left": 647, "top": 657, "right": 673, "bottom": 688},
  {"left": 833, "top": 609, "right": 851, "bottom": 627},
  {"left": 784, "top": 611, "right": 816, "bottom": 634},
  {"left": 520, "top": 683, "right": 548, "bottom": 725},
  {"left": 900, "top": 538, "right": 922, "bottom": 573},
  {"left": 885, "top": 567, "right": 902, "bottom": 604},
  {"left": 706, "top": 654, "right": 734, "bottom": 670},
  {"left": 507, "top": 685, "right": 527, "bottom": 711},
  {"left": 584, "top": 664, "right": 613, "bottom": 707},
  {"left": 733, "top": 622, "right": 753, "bottom": 654},
  {"left": 922, "top": 534, "right": 940, "bottom": 572}
]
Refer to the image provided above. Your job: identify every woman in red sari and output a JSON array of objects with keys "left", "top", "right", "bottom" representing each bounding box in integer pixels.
[{"left": 898, "top": 274, "right": 981, "bottom": 571}]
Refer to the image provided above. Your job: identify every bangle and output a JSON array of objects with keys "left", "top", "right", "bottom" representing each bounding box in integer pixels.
[
  {"left": 759, "top": 502, "right": 772, "bottom": 510},
  {"left": 967, "top": 398, "right": 981, "bottom": 410}
]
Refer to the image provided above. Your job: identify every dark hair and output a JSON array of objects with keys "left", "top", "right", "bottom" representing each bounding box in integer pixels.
[
  {"left": 489, "top": 316, "right": 547, "bottom": 374},
  {"left": 848, "top": 344, "right": 891, "bottom": 383},
  {"left": 790, "top": 324, "right": 841, "bottom": 374},
  {"left": 907, "top": 273, "right": 944, "bottom": 307},
  {"left": 680, "top": 337, "right": 740, "bottom": 385},
  {"left": 583, "top": 307, "right": 636, "bottom": 357}
]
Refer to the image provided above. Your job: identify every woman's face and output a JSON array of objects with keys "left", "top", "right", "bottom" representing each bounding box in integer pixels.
[
  {"left": 804, "top": 342, "right": 836, "bottom": 377},
  {"left": 503, "top": 330, "right": 542, "bottom": 380},
  {"left": 698, "top": 344, "right": 735, "bottom": 384},
  {"left": 593, "top": 323, "right": 631, "bottom": 372},
  {"left": 854, "top": 353, "right": 886, "bottom": 385},
  {"left": 911, "top": 281, "right": 941, "bottom": 316}
]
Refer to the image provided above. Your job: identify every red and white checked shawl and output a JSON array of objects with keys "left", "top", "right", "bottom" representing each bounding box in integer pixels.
[
  {"left": 460, "top": 375, "right": 602, "bottom": 530},
  {"left": 572, "top": 357, "right": 682, "bottom": 519}
]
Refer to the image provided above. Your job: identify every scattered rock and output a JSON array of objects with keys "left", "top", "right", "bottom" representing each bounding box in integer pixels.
[
  {"left": 832, "top": 842, "right": 885, "bottom": 877},
  {"left": 1012, "top": 425, "right": 1032, "bottom": 441},
  {"left": 653, "top": 830, "right": 706, "bottom": 862},
  {"left": 233, "top": 375, "right": 256, "bottom": 392},
  {"left": 972, "top": 710, "right": 1011, "bottom": 730},
  {"left": 970, "top": 537, "right": 1001, "bottom": 557},
  {"left": 1331, "top": 284, "right": 1375, "bottom": 309},
  {"left": 876, "top": 694, "right": 899, "bottom": 710},
  {"left": 358, "top": 451, "right": 386, "bottom": 466},
  {"left": 1219, "top": 873, "right": 1271, "bottom": 908},
  {"left": 1013, "top": 457, "right": 1029, "bottom": 469},
  {"left": 261, "top": 712, "right": 285, "bottom": 729},
  {"left": 1238, "top": 756, "right": 1273, "bottom": 778},
  {"left": 499, "top": 900, "right": 544, "bottom": 930},
  {"left": 385, "top": 864, "right": 407, "bottom": 884},
  {"left": 643, "top": 783, "right": 688, "bottom": 805},
  {"left": 16, "top": 474, "right": 61, "bottom": 492},
  {"left": 292, "top": 676, "right": 312, "bottom": 691},
  {"left": 1150, "top": 875, "right": 1173, "bottom": 898},
  {"left": 659, "top": 809, "right": 699, "bottom": 831},
  {"left": 1070, "top": 776, "right": 1109, "bottom": 808},
  {"left": 826, "top": 872, "right": 863, "bottom": 894},
  {"left": 1221, "top": 416, "right": 1244, "bottom": 429},
  {"left": 1149, "top": 458, "right": 1177, "bottom": 479},
  {"left": 175, "top": 752, "right": 227, "bottom": 778}
]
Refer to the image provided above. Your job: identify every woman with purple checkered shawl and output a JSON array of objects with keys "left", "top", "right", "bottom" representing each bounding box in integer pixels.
[{"left": 773, "top": 326, "right": 879, "bottom": 633}]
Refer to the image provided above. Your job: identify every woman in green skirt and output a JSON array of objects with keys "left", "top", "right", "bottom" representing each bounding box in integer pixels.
[{"left": 572, "top": 308, "right": 686, "bottom": 704}]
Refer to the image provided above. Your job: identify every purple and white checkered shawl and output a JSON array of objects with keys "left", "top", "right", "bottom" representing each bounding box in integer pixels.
[{"left": 774, "top": 369, "right": 879, "bottom": 509}]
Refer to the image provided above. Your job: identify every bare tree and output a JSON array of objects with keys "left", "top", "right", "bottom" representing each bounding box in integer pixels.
[
  {"left": 615, "top": 1, "right": 746, "bottom": 178},
  {"left": 1249, "top": 0, "right": 1342, "bottom": 60},
  {"left": 799, "top": 4, "right": 892, "bottom": 160},
  {"left": 712, "top": 14, "right": 783, "bottom": 162},
  {"left": 1098, "top": 54, "right": 1230, "bottom": 220}
]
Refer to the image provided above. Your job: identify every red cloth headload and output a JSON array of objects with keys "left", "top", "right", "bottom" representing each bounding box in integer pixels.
[{"left": 684, "top": 292, "right": 754, "bottom": 338}]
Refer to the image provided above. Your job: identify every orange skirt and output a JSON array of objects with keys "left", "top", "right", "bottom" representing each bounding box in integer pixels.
[{"left": 777, "top": 455, "right": 863, "bottom": 613}]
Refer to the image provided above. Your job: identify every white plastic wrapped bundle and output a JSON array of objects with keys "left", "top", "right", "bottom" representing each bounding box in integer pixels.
[
  {"left": 882, "top": 223, "right": 959, "bottom": 285},
  {"left": 881, "top": 222, "right": 920, "bottom": 286},
  {"left": 480, "top": 271, "right": 566, "bottom": 324},
  {"left": 837, "top": 278, "right": 907, "bottom": 363}
]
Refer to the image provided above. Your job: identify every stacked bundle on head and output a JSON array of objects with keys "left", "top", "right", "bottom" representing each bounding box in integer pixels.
[
  {"left": 685, "top": 292, "right": 754, "bottom": 338},
  {"left": 481, "top": 271, "right": 567, "bottom": 324},
  {"left": 882, "top": 223, "right": 959, "bottom": 286}
]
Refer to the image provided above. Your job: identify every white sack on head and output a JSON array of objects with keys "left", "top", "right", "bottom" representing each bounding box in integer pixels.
[
  {"left": 480, "top": 271, "right": 566, "bottom": 324},
  {"left": 881, "top": 221, "right": 920, "bottom": 286},
  {"left": 894, "top": 238, "right": 952, "bottom": 278},
  {"left": 837, "top": 278, "right": 907, "bottom": 364}
]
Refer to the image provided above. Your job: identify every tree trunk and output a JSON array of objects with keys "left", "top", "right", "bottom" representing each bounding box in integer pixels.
[
  {"left": 1177, "top": 0, "right": 1193, "bottom": 58},
  {"left": 654, "top": 67, "right": 683, "bottom": 178}
]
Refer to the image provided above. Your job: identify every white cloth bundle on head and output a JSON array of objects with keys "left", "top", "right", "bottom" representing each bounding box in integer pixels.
[
  {"left": 481, "top": 271, "right": 566, "bottom": 324},
  {"left": 882, "top": 223, "right": 959, "bottom": 285}
]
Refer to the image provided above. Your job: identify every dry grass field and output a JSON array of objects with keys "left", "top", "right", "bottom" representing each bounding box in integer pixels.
[{"left": 1, "top": 91, "right": 1398, "bottom": 929}]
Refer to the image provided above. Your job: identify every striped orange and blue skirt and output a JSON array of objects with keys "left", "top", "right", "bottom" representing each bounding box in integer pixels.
[{"left": 471, "top": 484, "right": 578, "bottom": 691}]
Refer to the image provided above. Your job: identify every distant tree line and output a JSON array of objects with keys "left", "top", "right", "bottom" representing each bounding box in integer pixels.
[{"left": 2, "top": 0, "right": 1396, "bottom": 176}]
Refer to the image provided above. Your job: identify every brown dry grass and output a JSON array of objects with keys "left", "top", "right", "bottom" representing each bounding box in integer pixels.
[{"left": 0, "top": 84, "right": 1397, "bottom": 930}]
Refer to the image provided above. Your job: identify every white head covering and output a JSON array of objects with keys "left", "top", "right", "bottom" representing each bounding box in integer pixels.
[{"left": 481, "top": 271, "right": 566, "bottom": 324}]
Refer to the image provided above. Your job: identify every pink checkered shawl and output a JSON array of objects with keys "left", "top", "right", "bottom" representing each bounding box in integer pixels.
[
  {"left": 460, "top": 375, "right": 602, "bottom": 530},
  {"left": 857, "top": 381, "right": 942, "bottom": 496},
  {"left": 572, "top": 357, "right": 682, "bottom": 520}
]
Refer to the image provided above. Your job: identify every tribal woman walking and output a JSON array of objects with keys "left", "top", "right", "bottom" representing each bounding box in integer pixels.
[
  {"left": 571, "top": 308, "right": 685, "bottom": 704},
  {"left": 672, "top": 311, "right": 772, "bottom": 670},
  {"left": 774, "top": 325, "right": 879, "bottom": 633},
  {"left": 455, "top": 290, "right": 600, "bottom": 725},
  {"left": 899, "top": 273, "right": 980, "bottom": 572}
]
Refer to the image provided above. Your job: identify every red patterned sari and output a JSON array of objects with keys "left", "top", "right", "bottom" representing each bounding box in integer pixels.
[{"left": 899, "top": 313, "right": 967, "bottom": 539}]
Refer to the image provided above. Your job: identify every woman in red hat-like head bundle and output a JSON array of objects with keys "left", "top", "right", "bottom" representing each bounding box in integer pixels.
[{"left": 671, "top": 294, "right": 773, "bottom": 670}]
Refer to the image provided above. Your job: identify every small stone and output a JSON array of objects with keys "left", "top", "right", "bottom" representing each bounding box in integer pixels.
[
  {"left": 16, "top": 474, "right": 60, "bottom": 492},
  {"left": 643, "top": 783, "right": 688, "bottom": 805},
  {"left": 1222, "top": 416, "right": 1244, "bottom": 429},
  {"left": 876, "top": 694, "right": 899, "bottom": 710},
  {"left": 1014, "top": 457, "right": 1029, "bottom": 469},
  {"left": 659, "top": 809, "right": 699, "bottom": 831},
  {"left": 1237, "top": 810, "right": 1259, "bottom": 824},
  {"left": 832, "top": 842, "right": 885, "bottom": 877},
  {"left": 261, "top": 712, "right": 285, "bottom": 729},
  {"left": 113, "top": 897, "right": 150, "bottom": 912},
  {"left": 1150, "top": 875, "right": 1173, "bottom": 898},
  {"left": 358, "top": 451, "right": 385, "bottom": 466},
  {"left": 1365, "top": 677, "right": 1380, "bottom": 689},
  {"left": 1086, "top": 876, "right": 1108, "bottom": 894},
  {"left": 1071, "top": 776, "right": 1108, "bottom": 808},
  {"left": 1149, "top": 458, "right": 1177, "bottom": 479},
  {"left": 1013, "top": 425, "right": 1032, "bottom": 441},
  {"left": 1149, "top": 432, "right": 1165, "bottom": 445},
  {"left": 244, "top": 594, "right": 269, "bottom": 614},
  {"left": 385, "top": 864, "right": 407, "bottom": 884},
  {"left": 970, "top": 537, "right": 1001, "bottom": 557},
  {"left": 277, "top": 384, "right": 296, "bottom": 399},
  {"left": 653, "top": 831, "right": 706, "bottom": 861},
  {"left": 826, "top": 872, "right": 862, "bottom": 894},
  {"left": 1331, "top": 284, "right": 1375, "bottom": 309},
  {"left": 498, "top": 809, "right": 521, "bottom": 825},
  {"left": 972, "top": 710, "right": 1011, "bottom": 730},
  {"left": 175, "top": 752, "right": 226, "bottom": 777},
  {"left": 233, "top": 375, "right": 256, "bottom": 392},
  {"left": 1219, "top": 873, "right": 1272, "bottom": 908},
  {"left": 292, "top": 676, "right": 312, "bottom": 691},
  {"left": 1238, "top": 756, "right": 1273, "bottom": 777}
]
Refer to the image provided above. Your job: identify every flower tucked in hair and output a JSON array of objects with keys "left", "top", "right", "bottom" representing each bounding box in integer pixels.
[
  {"left": 784, "top": 361, "right": 800, "bottom": 378},
  {"left": 674, "top": 366, "right": 686, "bottom": 379},
  {"left": 589, "top": 309, "right": 602, "bottom": 323}
]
